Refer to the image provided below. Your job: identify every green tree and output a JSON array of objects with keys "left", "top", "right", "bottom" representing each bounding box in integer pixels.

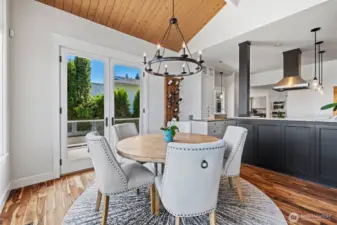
[
  {"left": 114, "top": 88, "right": 131, "bottom": 118},
  {"left": 67, "top": 57, "right": 91, "bottom": 120},
  {"left": 135, "top": 73, "right": 140, "bottom": 80},
  {"left": 74, "top": 94, "right": 104, "bottom": 120},
  {"left": 133, "top": 89, "right": 140, "bottom": 117},
  {"left": 67, "top": 60, "right": 77, "bottom": 119}
]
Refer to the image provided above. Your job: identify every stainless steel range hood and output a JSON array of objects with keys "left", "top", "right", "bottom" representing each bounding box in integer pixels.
[{"left": 273, "top": 49, "right": 309, "bottom": 92}]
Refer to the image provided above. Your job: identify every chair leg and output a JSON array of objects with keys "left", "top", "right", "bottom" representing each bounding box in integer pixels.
[
  {"left": 136, "top": 188, "right": 140, "bottom": 195},
  {"left": 155, "top": 187, "right": 160, "bottom": 216},
  {"left": 161, "top": 163, "right": 165, "bottom": 174},
  {"left": 150, "top": 184, "right": 155, "bottom": 214},
  {"left": 175, "top": 216, "right": 180, "bottom": 225},
  {"left": 96, "top": 191, "right": 102, "bottom": 212},
  {"left": 228, "top": 177, "right": 234, "bottom": 188},
  {"left": 234, "top": 176, "right": 244, "bottom": 202},
  {"left": 209, "top": 211, "right": 216, "bottom": 225},
  {"left": 101, "top": 195, "right": 110, "bottom": 225}
]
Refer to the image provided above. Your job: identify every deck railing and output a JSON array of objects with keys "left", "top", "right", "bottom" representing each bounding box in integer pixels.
[{"left": 67, "top": 118, "right": 139, "bottom": 149}]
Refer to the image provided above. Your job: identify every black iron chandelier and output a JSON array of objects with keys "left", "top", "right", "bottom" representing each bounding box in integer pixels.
[{"left": 143, "top": 0, "right": 204, "bottom": 77}]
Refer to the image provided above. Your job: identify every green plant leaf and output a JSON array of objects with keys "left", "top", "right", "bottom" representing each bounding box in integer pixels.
[
  {"left": 321, "top": 103, "right": 337, "bottom": 110},
  {"left": 170, "top": 125, "right": 179, "bottom": 137},
  {"left": 334, "top": 105, "right": 337, "bottom": 111},
  {"left": 170, "top": 125, "right": 179, "bottom": 131},
  {"left": 160, "top": 127, "right": 169, "bottom": 131}
]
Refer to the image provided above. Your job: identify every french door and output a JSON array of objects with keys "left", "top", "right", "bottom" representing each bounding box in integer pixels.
[{"left": 60, "top": 47, "right": 143, "bottom": 175}]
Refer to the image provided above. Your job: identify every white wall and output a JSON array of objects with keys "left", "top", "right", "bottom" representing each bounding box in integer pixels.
[
  {"left": 9, "top": 0, "right": 164, "bottom": 185},
  {"left": 189, "top": 0, "right": 329, "bottom": 52},
  {"left": 223, "top": 73, "right": 236, "bottom": 117},
  {"left": 286, "top": 60, "right": 337, "bottom": 118},
  {"left": 224, "top": 59, "right": 337, "bottom": 119},
  {"left": 180, "top": 74, "right": 202, "bottom": 121},
  {"left": 0, "top": 0, "right": 10, "bottom": 212}
]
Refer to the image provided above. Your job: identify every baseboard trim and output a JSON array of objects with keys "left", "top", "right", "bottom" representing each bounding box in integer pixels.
[
  {"left": 0, "top": 183, "right": 11, "bottom": 214},
  {"left": 11, "top": 172, "right": 55, "bottom": 190}
]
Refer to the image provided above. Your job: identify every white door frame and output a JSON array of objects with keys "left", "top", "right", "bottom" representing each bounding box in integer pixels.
[
  {"left": 60, "top": 47, "right": 110, "bottom": 175},
  {"left": 51, "top": 34, "right": 148, "bottom": 179}
]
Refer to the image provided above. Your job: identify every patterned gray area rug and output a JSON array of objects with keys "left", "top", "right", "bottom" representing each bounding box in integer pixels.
[{"left": 63, "top": 178, "right": 287, "bottom": 225}]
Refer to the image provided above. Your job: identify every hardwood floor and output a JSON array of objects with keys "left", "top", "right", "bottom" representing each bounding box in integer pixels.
[
  {"left": 241, "top": 165, "right": 337, "bottom": 225},
  {"left": 1, "top": 165, "right": 337, "bottom": 225}
]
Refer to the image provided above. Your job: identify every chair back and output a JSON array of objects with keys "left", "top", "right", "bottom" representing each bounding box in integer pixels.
[
  {"left": 167, "top": 121, "right": 192, "bottom": 133},
  {"left": 112, "top": 123, "right": 138, "bottom": 162},
  {"left": 86, "top": 132, "right": 127, "bottom": 194},
  {"left": 160, "top": 140, "right": 226, "bottom": 216},
  {"left": 222, "top": 126, "right": 248, "bottom": 176}
]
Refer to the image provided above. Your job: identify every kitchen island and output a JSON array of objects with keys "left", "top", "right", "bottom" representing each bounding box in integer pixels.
[{"left": 226, "top": 117, "right": 337, "bottom": 187}]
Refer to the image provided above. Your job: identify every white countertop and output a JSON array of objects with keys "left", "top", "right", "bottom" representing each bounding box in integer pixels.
[{"left": 228, "top": 117, "right": 337, "bottom": 123}]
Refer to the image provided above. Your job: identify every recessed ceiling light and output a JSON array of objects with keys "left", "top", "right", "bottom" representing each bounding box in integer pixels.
[{"left": 219, "top": 61, "right": 223, "bottom": 63}]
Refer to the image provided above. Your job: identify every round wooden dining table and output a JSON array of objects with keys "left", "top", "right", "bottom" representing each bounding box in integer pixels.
[{"left": 116, "top": 132, "right": 219, "bottom": 174}]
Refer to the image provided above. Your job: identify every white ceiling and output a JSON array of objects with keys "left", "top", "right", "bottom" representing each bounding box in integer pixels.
[
  {"left": 189, "top": 0, "right": 329, "bottom": 52},
  {"left": 201, "top": 0, "right": 337, "bottom": 75}
]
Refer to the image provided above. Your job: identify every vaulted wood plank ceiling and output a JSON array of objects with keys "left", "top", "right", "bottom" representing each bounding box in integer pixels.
[{"left": 37, "top": 0, "right": 226, "bottom": 51}]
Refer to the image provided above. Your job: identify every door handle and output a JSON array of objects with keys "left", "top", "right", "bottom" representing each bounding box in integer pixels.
[
  {"left": 105, "top": 117, "right": 108, "bottom": 127},
  {"left": 111, "top": 117, "right": 115, "bottom": 126}
]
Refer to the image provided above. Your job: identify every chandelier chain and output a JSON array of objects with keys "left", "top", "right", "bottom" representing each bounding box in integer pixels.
[
  {"left": 157, "top": 24, "right": 172, "bottom": 74},
  {"left": 172, "top": 0, "right": 175, "bottom": 17},
  {"left": 174, "top": 24, "right": 191, "bottom": 73}
]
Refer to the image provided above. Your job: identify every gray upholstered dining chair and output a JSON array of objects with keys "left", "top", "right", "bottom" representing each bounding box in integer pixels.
[
  {"left": 154, "top": 140, "right": 226, "bottom": 225},
  {"left": 85, "top": 132, "right": 155, "bottom": 225},
  {"left": 112, "top": 123, "right": 156, "bottom": 176},
  {"left": 222, "top": 126, "right": 248, "bottom": 202},
  {"left": 112, "top": 123, "right": 139, "bottom": 164}
]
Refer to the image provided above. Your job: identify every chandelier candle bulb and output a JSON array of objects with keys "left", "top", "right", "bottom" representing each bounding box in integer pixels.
[
  {"left": 143, "top": 52, "right": 147, "bottom": 64},
  {"left": 198, "top": 50, "right": 204, "bottom": 63},
  {"left": 182, "top": 42, "right": 187, "bottom": 58},
  {"left": 156, "top": 44, "right": 162, "bottom": 58},
  {"left": 164, "top": 64, "right": 169, "bottom": 75},
  {"left": 182, "top": 64, "right": 187, "bottom": 74}
]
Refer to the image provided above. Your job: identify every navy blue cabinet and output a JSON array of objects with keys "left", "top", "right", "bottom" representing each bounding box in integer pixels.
[
  {"left": 232, "top": 119, "right": 337, "bottom": 187},
  {"left": 255, "top": 123, "right": 282, "bottom": 170},
  {"left": 315, "top": 125, "right": 337, "bottom": 187},
  {"left": 282, "top": 124, "right": 315, "bottom": 179}
]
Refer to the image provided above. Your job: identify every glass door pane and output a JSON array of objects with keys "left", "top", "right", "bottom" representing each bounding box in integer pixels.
[
  {"left": 112, "top": 64, "right": 141, "bottom": 131},
  {"left": 60, "top": 48, "right": 109, "bottom": 174}
]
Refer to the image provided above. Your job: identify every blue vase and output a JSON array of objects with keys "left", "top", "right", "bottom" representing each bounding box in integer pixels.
[{"left": 163, "top": 130, "right": 173, "bottom": 142}]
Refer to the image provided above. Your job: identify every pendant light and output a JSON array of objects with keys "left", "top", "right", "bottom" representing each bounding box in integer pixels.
[
  {"left": 316, "top": 41, "right": 324, "bottom": 94},
  {"left": 220, "top": 72, "right": 224, "bottom": 99},
  {"left": 310, "top": 27, "right": 321, "bottom": 90},
  {"left": 319, "top": 50, "right": 326, "bottom": 95},
  {"left": 316, "top": 41, "right": 323, "bottom": 92}
]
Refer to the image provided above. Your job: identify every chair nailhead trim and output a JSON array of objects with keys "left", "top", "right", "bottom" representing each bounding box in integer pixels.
[
  {"left": 88, "top": 138, "right": 128, "bottom": 189},
  {"left": 165, "top": 207, "right": 216, "bottom": 217},
  {"left": 160, "top": 144, "right": 223, "bottom": 217},
  {"left": 168, "top": 146, "right": 225, "bottom": 151},
  {"left": 103, "top": 181, "right": 154, "bottom": 196}
]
